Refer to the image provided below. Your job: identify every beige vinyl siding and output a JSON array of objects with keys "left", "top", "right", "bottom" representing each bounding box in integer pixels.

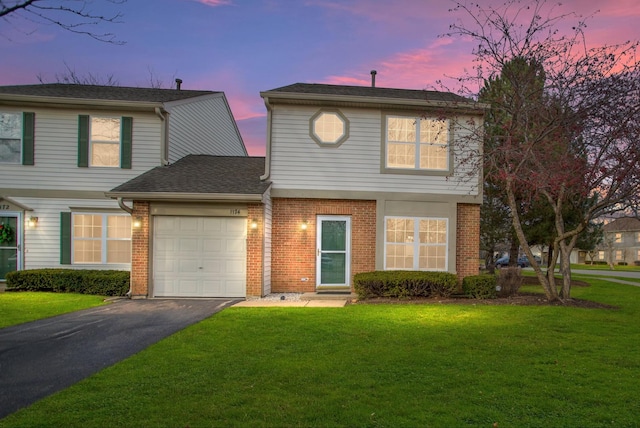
[
  {"left": 269, "top": 106, "right": 481, "bottom": 196},
  {"left": 166, "top": 95, "right": 247, "bottom": 162},
  {"left": 16, "top": 196, "right": 129, "bottom": 271},
  {"left": 0, "top": 108, "right": 162, "bottom": 192}
]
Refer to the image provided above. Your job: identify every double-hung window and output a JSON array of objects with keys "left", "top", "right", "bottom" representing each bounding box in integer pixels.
[
  {"left": 0, "top": 112, "right": 35, "bottom": 165},
  {"left": 72, "top": 213, "right": 131, "bottom": 264},
  {"left": 78, "top": 115, "right": 132, "bottom": 168},
  {"left": 385, "top": 115, "right": 449, "bottom": 172},
  {"left": 385, "top": 217, "right": 448, "bottom": 271}
]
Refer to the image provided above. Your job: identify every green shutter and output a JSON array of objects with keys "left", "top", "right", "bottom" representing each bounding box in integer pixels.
[
  {"left": 22, "top": 112, "right": 35, "bottom": 165},
  {"left": 120, "top": 116, "right": 132, "bottom": 169},
  {"left": 78, "top": 115, "right": 89, "bottom": 167},
  {"left": 60, "top": 212, "right": 72, "bottom": 265}
]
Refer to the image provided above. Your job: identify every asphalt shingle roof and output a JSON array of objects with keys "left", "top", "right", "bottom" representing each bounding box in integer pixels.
[
  {"left": 264, "top": 82, "right": 471, "bottom": 103},
  {"left": 603, "top": 217, "right": 640, "bottom": 232},
  {"left": 110, "top": 155, "right": 270, "bottom": 195},
  {"left": 0, "top": 84, "right": 217, "bottom": 103}
]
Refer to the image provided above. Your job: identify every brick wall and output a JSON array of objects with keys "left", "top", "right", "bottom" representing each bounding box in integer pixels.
[
  {"left": 271, "top": 198, "right": 376, "bottom": 292},
  {"left": 456, "top": 203, "right": 480, "bottom": 280},
  {"left": 130, "top": 201, "right": 150, "bottom": 298},
  {"left": 246, "top": 203, "right": 264, "bottom": 296}
]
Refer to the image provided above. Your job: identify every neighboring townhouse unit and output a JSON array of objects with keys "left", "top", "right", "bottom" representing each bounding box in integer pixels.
[
  {"left": 594, "top": 217, "right": 640, "bottom": 265},
  {"left": 261, "top": 83, "right": 485, "bottom": 294},
  {"left": 108, "top": 82, "right": 485, "bottom": 299},
  {"left": 0, "top": 84, "right": 247, "bottom": 282}
]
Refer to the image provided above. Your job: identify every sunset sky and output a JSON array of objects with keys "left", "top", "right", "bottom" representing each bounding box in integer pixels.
[{"left": 1, "top": 0, "right": 638, "bottom": 155}]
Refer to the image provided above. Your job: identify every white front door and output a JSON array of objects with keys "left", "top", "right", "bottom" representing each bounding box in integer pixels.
[
  {"left": 0, "top": 212, "right": 21, "bottom": 281},
  {"left": 316, "top": 216, "right": 351, "bottom": 289},
  {"left": 153, "top": 216, "right": 247, "bottom": 297}
]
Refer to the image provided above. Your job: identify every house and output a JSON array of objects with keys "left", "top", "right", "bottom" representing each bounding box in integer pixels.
[
  {"left": 594, "top": 217, "right": 640, "bottom": 265},
  {"left": 0, "top": 83, "right": 247, "bottom": 283},
  {"left": 108, "top": 81, "right": 485, "bottom": 298}
]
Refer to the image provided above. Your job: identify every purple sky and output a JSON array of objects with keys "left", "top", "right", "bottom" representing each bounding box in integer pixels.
[{"left": 1, "top": 0, "right": 638, "bottom": 155}]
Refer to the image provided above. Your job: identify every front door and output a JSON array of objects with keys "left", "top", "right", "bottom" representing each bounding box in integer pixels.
[
  {"left": 0, "top": 213, "right": 21, "bottom": 281},
  {"left": 316, "top": 216, "right": 351, "bottom": 289}
]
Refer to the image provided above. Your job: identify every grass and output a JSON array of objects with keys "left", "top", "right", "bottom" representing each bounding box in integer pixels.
[
  {"left": 0, "top": 292, "right": 107, "bottom": 328},
  {"left": 2, "top": 280, "right": 640, "bottom": 427}
]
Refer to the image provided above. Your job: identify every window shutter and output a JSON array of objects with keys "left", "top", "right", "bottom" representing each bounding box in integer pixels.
[
  {"left": 78, "top": 115, "right": 89, "bottom": 167},
  {"left": 22, "top": 112, "right": 35, "bottom": 165},
  {"left": 120, "top": 116, "right": 133, "bottom": 169},
  {"left": 60, "top": 212, "right": 72, "bottom": 265}
]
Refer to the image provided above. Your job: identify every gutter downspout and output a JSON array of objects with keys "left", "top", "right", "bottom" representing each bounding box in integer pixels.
[
  {"left": 260, "top": 96, "right": 273, "bottom": 181},
  {"left": 117, "top": 197, "right": 134, "bottom": 297},
  {"left": 155, "top": 107, "right": 169, "bottom": 165}
]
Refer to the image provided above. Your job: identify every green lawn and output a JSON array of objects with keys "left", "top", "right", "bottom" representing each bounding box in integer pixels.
[
  {"left": 2, "top": 280, "right": 640, "bottom": 427},
  {"left": 0, "top": 292, "right": 107, "bottom": 328}
]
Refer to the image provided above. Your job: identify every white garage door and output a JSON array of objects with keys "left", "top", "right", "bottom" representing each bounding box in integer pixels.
[{"left": 153, "top": 216, "right": 247, "bottom": 298}]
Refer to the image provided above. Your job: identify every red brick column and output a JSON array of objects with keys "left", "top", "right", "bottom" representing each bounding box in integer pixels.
[
  {"left": 271, "top": 198, "right": 376, "bottom": 292},
  {"left": 456, "top": 203, "right": 480, "bottom": 280},
  {"left": 246, "top": 203, "right": 264, "bottom": 297},
  {"left": 130, "top": 201, "right": 150, "bottom": 298}
]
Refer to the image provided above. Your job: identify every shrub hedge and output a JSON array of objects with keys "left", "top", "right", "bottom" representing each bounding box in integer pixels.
[
  {"left": 353, "top": 270, "right": 458, "bottom": 299},
  {"left": 5, "top": 269, "right": 129, "bottom": 296},
  {"left": 462, "top": 274, "right": 497, "bottom": 299}
]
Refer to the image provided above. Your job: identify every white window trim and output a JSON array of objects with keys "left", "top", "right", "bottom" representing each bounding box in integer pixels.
[
  {"left": 384, "top": 216, "right": 449, "bottom": 271},
  {"left": 72, "top": 212, "right": 131, "bottom": 265},
  {"left": 383, "top": 114, "right": 451, "bottom": 175},
  {"left": 89, "top": 116, "right": 121, "bottom": 168},
  {"left": 0, "top": 111, "right": 22, "bottom": 164}
]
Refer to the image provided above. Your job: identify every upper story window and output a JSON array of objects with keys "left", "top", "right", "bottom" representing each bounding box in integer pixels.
[
  {"left": 0, "top": 112, "right": 22, "bottom": 164},
  {"left": 78, "top": 115, "right": 132, "bottom": 169},
  {"left": 614, "top": 233, "right": 622, "bottom": 243},
  {"left": 91, "top": 117, "right": 121, "bottom": 167},
  {"left": 384, "top": 115, "right": 450, "bottom": 173},
  {"left": 310, "top": 109, "right": 349, "bottom": 147}
]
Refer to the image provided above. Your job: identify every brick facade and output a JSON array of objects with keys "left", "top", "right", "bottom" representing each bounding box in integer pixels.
[
  {"left": 246, "top": 203, "right": 265, "bottom": 296},
  {"left": 270, "top": 198, "right": 377, "bottom": 292},
  {"left": 130, "top": 201, "right": 150, "bottom": 298},
  {"left": 456, "top": 203, "right": 481, "bottom": 280}
]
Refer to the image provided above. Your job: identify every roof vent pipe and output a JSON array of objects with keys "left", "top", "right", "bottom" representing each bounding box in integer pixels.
[
  {"left": 175, "top": 78, "right": 182, "bottom": 90},
  {"left": 370, "top": 70, "right": 377, "bottom": 87}
]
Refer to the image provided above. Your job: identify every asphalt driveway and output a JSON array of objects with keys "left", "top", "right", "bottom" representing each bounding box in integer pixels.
[{"left": 0, "top": 298, "right": 237, "bottom": 419}]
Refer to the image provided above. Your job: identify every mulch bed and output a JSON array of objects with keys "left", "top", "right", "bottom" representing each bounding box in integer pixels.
[{"left": 351, "top": 277, "right": 618, "bottom": 309}]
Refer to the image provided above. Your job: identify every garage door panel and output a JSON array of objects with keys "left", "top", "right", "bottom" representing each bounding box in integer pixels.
[{"left": 153, "top": 216, "right": 247, "bottom": 298}]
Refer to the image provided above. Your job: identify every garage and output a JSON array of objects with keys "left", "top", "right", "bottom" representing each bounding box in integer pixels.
[{"left": 152, "top": 216, "right": 247, "bottom": 298}]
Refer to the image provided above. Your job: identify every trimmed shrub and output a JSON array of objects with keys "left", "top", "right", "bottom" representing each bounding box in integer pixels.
[
  {"left": 462, "top": 274, "right": 497, "bottom": 299},
  {"left": 5, "top": 269, "right": 129, "bottom": 296},
  {"left": 353, "top": 271, "right": 458, "bottom": 300},
  {"left": 618, "top": 262, "right": 628, "bottom": 266},
  {"left": 496, "top": 266, "right": 522, "bottom": 297}
]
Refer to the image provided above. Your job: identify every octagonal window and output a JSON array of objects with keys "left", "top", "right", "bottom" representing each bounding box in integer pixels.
[{"left": 310, "top": 109, "right": 349, "bottom": 147}]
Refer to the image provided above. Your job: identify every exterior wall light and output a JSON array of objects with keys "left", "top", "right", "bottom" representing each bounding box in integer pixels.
[
  {"left": 132, "top": 217, "right": 143, "bottom": 229},
  {"left": 250, "top": 219, "right": 258, "bottom": 229},
  {"left": 301, "top": 220, "right": 308, "bottom": 230},
  {"left": 27, "top": 217, "right": 38, "bottom": 228}
]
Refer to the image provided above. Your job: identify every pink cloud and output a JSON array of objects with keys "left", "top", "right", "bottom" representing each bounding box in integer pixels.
[{"left": 191, "top": 0, "right": 232, "bottom": 6}]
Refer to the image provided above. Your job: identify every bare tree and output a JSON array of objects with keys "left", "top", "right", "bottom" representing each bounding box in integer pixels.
[
  {"left": 0, "top": 0, "right": 126, "bottom": 44},
  {"left": 37, "top": 60, "right": 118, "bottom": 85},
  {"left": 446, "top": 0, "right": 640, "bottom": 301}
]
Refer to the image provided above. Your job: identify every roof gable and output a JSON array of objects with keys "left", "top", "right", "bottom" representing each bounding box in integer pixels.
[{"left": 603, "top": 217, "right": 640, "bottom": 232}]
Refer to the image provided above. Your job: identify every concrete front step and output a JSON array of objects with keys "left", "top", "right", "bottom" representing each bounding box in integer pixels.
[{"left": 301, "top": 292, "right": 357, "bottom": 301}]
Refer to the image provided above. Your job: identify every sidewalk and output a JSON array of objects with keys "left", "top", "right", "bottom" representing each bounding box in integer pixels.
[{"left": 233, "top": 292, "right": 356, "bottom": 307}]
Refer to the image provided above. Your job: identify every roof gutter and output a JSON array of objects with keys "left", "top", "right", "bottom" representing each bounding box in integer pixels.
[
  {"left": 0, "top": 94, "right": 162, "bottom": 112},
  {"left": 106, "top": 192, "right": 266, "bottom": 202},
  {"left": 260, "top": 96, "right": 273, "bottom": 181}
]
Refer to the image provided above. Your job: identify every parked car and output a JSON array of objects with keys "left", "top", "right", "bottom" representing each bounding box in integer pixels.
[{"left": 495, "top": 255, "right": 541, "bottom": 268}]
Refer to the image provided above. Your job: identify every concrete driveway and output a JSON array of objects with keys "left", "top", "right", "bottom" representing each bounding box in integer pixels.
[{"left": 0, "top": 298, "right": 237, "bottom": 419}]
